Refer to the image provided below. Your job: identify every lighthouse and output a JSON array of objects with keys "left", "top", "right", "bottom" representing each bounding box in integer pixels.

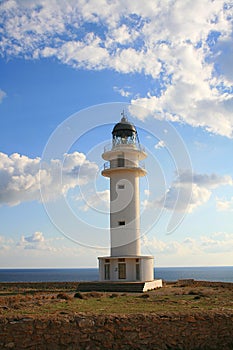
[{"left": 98, "top": 113, "right": 162, "bottom": 290}]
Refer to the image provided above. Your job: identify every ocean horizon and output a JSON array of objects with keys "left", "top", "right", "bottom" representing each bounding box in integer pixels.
[{"left": 0, "top": 266, "right": 232, "bottom": 283}]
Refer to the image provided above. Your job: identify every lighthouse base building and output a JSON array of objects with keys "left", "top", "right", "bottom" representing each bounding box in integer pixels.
[
  {"left": 98, "top": 256, "right": 154, "bottom": 282},
  {"left": 98, "top": 256, "right": 162, "bottom": 292}
]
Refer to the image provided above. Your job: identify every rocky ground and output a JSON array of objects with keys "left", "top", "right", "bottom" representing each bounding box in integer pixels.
[
  {"left": 0, "top": 279, "right": 232, "bottom": 318},
  {"left": 0, "top": 280, "right": 233, "bottom": 349}
]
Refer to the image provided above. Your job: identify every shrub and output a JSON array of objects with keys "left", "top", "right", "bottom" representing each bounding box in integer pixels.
[
  {"left": 109, "top": 293, "right": 118, "bottom": 298},
  {"left": 140, "top": 294, "right": 150, "bottom": 299},
  {"left": 85, "top": 292, "right": 103, "bottom": 298},
  {"left": 56, "top": 293, "right": 71, "bottom": 300},
  {"left": 74, "top": 292, "right": 84, "bottom": 299},
  {"left": 188, "top": 290, "right": 198, "bottom": 295}
]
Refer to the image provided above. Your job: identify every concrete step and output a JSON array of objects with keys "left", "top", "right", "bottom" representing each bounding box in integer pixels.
[{"left": 77, "top": 281, "right": 148, "bottom": 293}]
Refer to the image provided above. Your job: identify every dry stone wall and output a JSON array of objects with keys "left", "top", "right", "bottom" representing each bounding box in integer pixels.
[{"left": 1, "top": 312, "right": 233, "bottom": 350}]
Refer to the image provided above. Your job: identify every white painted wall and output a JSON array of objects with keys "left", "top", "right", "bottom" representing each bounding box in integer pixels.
[
  {"left": 141, "top": 257, "right": 154, "bottom": 281},
  {"left": 98, "top": 256, "right": 154, "bottom": 282},
  {"left": 99, "top": 258, "right": 136, "bottom": 281},
  {"left": 102, "top": 145, "right": 147, "bottom": 257},
  {"left": 110, "top": 171, "right": 141, "bottom": 256}
]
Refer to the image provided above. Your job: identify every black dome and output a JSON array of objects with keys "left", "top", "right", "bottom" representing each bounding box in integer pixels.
[{"left": 112, "top": 116, "right": 136, "bottom": 137}]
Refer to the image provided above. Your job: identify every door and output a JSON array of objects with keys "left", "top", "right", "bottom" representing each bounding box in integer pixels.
[
  {"left": 118, "top": 263, "right": 126, "bottom": 279},
  {"left": 136, "top": 263, "right": 140, "bottom": 281},
  {"left": 104, "top": 264, "right": 110, "bottom": 280}
]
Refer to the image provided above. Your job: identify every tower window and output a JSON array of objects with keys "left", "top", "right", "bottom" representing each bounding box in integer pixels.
[
  {"left": 118, "top": 221, "right": 125, "bottom": 226},
  {"left": 118, "top": 184, "right": 125, "bottom": 189},
  {"left": 117, "top": 155, "right": 125, "bottom": 167}
]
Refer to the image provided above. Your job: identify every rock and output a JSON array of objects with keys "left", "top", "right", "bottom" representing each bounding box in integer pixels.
[
  {"left": 4, "top": 342, "right": 15, "bottom": 349},
  {"left": 76, "top": 317, "right": 95, "bottom": 328},
  {"left": 186, "top": 316, "right": 196, "bottom": 323}
]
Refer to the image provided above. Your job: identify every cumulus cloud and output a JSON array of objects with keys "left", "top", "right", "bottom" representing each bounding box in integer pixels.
[
  {"left": 17, "top": 231, "right": 65, "bottom": 251},
  {"left": 0, "top": 235, "right": 13, "bottom": 251},
  {"left": 18, "top": 231, "right": 46, "bottom": 250},
  {"left": 24, "top": 231, "right": 44, "bottom": 243},
  {"left": 0, "top": 151, "right": 98, "bottom": 206},
  {"left": 0, "top": 1, "right": 233, "bottom": 137},
  {"left": 154, "top": 140, "right": 166, "bottom": 149},
  {"left": 199, "top": 232, "right": 233, "bottom": 254},
  {"left": 216, "top": 196, "right": 233, "bottom": 212},
  {"left": 178, "top": 172, "right": 233, "bottom": 188},
  {"left": 143, "top": 170, "right": 233, "bottom": 213},
  {"left": 164, "top": 172, "right": 232, "bottom": 212},
  {"left": 113, "top": 86, "right": 132, "bottom": 97},
  {"left": 143, "top": 232, "right": 233, "bottom": 255},
  {"left": 78, "top": 189, "right": 110, "bottom": 212}
]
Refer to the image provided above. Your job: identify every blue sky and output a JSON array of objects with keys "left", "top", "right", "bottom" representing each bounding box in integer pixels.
[{"left": 0, "top": 0, "right": 233, "bottom": 268}]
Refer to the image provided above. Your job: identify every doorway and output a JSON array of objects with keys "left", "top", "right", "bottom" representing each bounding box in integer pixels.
[{"left": 118, "top": 263, "right": 126, "bottom": 279}]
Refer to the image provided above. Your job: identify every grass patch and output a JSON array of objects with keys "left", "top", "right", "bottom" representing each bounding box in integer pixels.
[{"left": 0, "top": 282, "right": 232, "bottom": 318}]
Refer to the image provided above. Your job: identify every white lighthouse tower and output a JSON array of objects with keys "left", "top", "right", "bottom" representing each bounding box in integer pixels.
[{"left": 98, "top": 113, "right": 162, "bottom": 290}]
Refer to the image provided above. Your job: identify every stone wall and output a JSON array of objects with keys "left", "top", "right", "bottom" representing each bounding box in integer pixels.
[{"left": 1, "top": 312, "right": 233, "bottom": 350}]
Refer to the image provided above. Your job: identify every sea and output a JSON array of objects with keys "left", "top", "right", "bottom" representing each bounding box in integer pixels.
[{"left": 0, "top": 266, "right": 232, "bottom": 283}]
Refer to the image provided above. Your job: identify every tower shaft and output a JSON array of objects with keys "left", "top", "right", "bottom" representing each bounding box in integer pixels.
[
  {"left": 109, "top": 167, "right": 141, "bottom": 256},
  {"left": 102, "top": 144, "right": 146, "bottom": 257}
]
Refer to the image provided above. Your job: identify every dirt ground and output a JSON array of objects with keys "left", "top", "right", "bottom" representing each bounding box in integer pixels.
[{"left": 0, "top": 280, "right": 232, "bottom": 318}]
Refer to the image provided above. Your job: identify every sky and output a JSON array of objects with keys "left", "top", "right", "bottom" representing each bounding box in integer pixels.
[{"left": 0, "top": 0, "right": 233, "bottom": 268}]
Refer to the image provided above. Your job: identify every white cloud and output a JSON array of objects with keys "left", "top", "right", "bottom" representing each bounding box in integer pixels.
[
  {"left": 113, "top": 86, "right": 132, "bottom": 97},
  {"left": 0, "top": 235, "right": 13, "bottom": 251},
  {"left": 57, "top": 36, "right": 109, "bottom": 70},
  {"left": 78, "top": 189, "right": 110, "bottom": 212},
  {"left": 108, "top": 24, "right": 139, "bottom": 46},
  {"left": 216, "top": 196, "right": 233, "bottom": 212},
  {"left": 143, "top": 235, "right": 195, "bottom": 255},
  {"left": 143, "top": 231, "right": 233, "bottom": 256},
  {"left": 178, "top": 172, "right": 233, "bottom": 188},
  {"left": 165, "top": 172, "right": 232, "bottom": 212},
  {"left": 24, "top": 231, "right": 45, "bottom": 243},
  {"left": 200, "top": 232, "right": 233, "bottom": 254},
  {"left": 0, "top": 151, "right": 98, "bottom": 206},
  {"left": 16, "top": 231, "right": 73, "bottom": 252},
  {"left": 162, "top": 183, "right": 211, "bottom": 213},
  {"left": 0, "top": 230, "right": 107, "bottom": 267},
  {"left": 1, "top": 1, "right": 233, "bottom": 137},
  {"left": 18, "top": 231, "right": 48, "bottom": 250},
  {"left": 144, "top": 170, "right": 233, "bottom": 213},
  {"left": 154, "top": 140, "right": 166, "bottom": 149},
  {"left": 0, "top": 89, "right": 6, "bottom": 103}
]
